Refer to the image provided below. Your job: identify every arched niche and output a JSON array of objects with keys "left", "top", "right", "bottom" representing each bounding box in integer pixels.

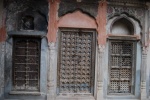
[
  {"left": 111, "top": 18, "right": 134, "bottom": 35},
  {"left": 21, "top": 15, "right": 34, "bottom": 30},
  {"left": 58, "top": 10, "right": 97, "bottom": 29},
  {"left": 107, "top": 14, "right": 142, "bottom": 37},
  {"left": 17, "top": 9, "right": 48, "bottom": 32}
]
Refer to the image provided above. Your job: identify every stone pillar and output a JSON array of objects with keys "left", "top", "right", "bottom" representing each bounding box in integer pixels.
[
  {"left": 47, "top": 0, "right": 58, "bottom": 98},
  {"left": 141, "top": 3, "right": 150, "bottom": 100},
  {"left": 47, "top": 43, "right": 56, "bottom": 100},
  {"left": 96, "top": 1, "right": 107, "bottom": 99},
  {"left": 141, "top": 47, "right": 148, "bottom": 100},
  {"left": 97, "top": 45, "right": 105, "bottom": 100}
]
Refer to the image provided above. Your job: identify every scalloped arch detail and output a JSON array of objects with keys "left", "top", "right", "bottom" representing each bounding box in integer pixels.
[
  {"left": 58, "top": 10, "right": 97, "bottom": 29},
  {"left": 111, "top": 18, "right": 134, "bottom": 35},
  {"left": 107, "top": 14, "right": 142, "bottom": 36}
]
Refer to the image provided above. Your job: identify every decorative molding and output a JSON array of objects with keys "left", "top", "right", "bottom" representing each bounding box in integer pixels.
[
  {"left": 107, "top": 6, "right": 145, "bottom": 25},
  {"left": 97, "top": 81, "right": 103, "bottom": 90},
  {"left": 98, "top": 45, "right": 105, "bottom": 79},
  {"left": 141, "top": 81, "right": 147, "bottom": 100},
  {"left": 98, "top": 45, "right": 105, "bottom": 53},
  {"left": 108, "top": 0, "right": 145, "bottom": 4},
  {"left": 141, "top": 46, "right": 148, "bottom": 82},
  {"left": 47, "top": 42, "right": 56, "bottom": 100},
  {"left": 141, "top": 46, "right": 148, "bottom": 99},
  {"left": 142, "top": 46, "right": 148, "bottom": 55},
  {"left": 141, "top": 81, "right": 146, "bottom": 89},
  {"left": 48, "top": 42, "right": 56, "bottom": 50},
  {"left": 97, "top": 45, "right": 105, "bottom": 100},
  {"left": 97, "top": 45, "right": 105, "bottom": 89}
]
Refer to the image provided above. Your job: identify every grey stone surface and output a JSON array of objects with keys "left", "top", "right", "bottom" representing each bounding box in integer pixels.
[{"left": 0, "top": 42, "right": 5, "bottom": 100}]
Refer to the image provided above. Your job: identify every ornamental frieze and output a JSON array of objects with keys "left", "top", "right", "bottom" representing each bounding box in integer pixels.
[
  {"left": 107, "top": 0, "right": 144, "bottom": 4},
  {"left": 107, "top": 6, "right": 145, "bottom": 25}
]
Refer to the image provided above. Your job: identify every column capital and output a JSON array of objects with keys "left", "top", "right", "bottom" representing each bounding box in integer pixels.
[
  {"left": 142, "top": 46, "right": 148, "bottom": 55},
  {"left": 98, "top": 45, "right": 105, "bottom": 53},
  {"left": 48, "top": 42, "right": 56, "bottom": 50}
]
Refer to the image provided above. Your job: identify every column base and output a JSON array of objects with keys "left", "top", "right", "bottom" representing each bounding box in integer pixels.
[{"left": 141, "top": 82, "right": 147, "bottom": 100}]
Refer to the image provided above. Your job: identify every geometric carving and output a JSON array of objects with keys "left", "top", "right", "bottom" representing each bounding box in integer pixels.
[
  {"left": 107, "top": 6, "right": 144, "bottom": 25},
  {"left": 13, "top": 37, "right": 41, "bottom": 91},
  {"left": 108, "top": 0, "right": 144, "bottom": 4},
  {"left": 58, "top": 29, "right": 95, "bottom": 94},
  {"left": 109, "top": 41, "right": 133, "bottom": 93}
]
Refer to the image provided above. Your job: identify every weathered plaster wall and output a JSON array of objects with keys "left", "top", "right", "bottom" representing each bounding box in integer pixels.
[
  {"left": 0, "top": 0, "right": 6, "bottom": 99},
  {"left": 47, "top": 0, "right": 58, "bottom": 42},
  {"left": 58, "top": 0, "right": 99, "bottom": 17},
  {"left": 0, "top": 43, "right": 5, "bottom": 100},
  {"left": 5, "top": 0, "right": 48, "bottom": 32},
  {"left": 58, "top": 10, "right": 97, "bottom": 28},
  {"left": 47, "top": 0, "right": 100, "bottom": 42}
]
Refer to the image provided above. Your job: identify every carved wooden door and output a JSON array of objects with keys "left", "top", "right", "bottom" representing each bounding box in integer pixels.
[{"left": 58, "top": 29, "right": 96, "bottom": 94}]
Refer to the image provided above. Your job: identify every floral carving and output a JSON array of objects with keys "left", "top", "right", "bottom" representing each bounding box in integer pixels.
[{"left": 107, "top": 6, "right": 145, "bottom": 25}]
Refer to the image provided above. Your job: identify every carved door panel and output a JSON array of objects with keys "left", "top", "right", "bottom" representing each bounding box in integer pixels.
[{"left": 58, "top": 29, "right": 96, "bottom": 94}]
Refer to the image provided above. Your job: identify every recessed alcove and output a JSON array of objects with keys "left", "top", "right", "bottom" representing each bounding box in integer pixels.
[
  {"left": 21, "top": 15, "right": 34, "bottom": 30},
  {"left": 111, "top": 18, "right": 134, "bottom": 35}
]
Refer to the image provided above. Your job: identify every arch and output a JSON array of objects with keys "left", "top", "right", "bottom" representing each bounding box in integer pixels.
[
  {"left": 111, "top": 18, "right": 134, "bottom": 35},
  {"left": 58, "top": 10, "right": 97, "bottom": 29},
  {"left": 106, "top": 14, "right": 142, "bottom": 98},
  {"left": 107, "top": 14, "right": 142, "bottom": 37}
]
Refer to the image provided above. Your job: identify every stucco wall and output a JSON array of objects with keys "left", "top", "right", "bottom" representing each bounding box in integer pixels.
[
  {"left": 0, "top": 42, "right": 5, "bottom": 100},
  {"left": 1, "top": 0, "right": 150, "bottom": 100},
  {"left": 0, "top": 0, "right": 5, "bottom": 99}
]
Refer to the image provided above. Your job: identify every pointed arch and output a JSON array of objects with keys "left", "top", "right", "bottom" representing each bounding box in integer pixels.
[
  {"left": 107, "top": 14, "right": 142, "bottom": 37},
  {"left": 58, "top": 10, "right": 97, "bottom": 29},
  {"left": 111, "top": 17, "right": 134, "bottom": 35}
]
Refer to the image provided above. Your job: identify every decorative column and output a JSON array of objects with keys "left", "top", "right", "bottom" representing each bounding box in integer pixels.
[
  {"left": 141, "top": 47, "right": 148, "bottom": 100},
  {"left": 47, "top": 0, "right": 59, "bottom": 99},
  {"left": 97, "top": 45, "right": 105, "bottom": 100},
  {"left": 96, "top": 0, "right": 107, "bottom": 100},
  {"left": 141, "top": 3, "right": 150, "bottom": 100},
  {"left": 47, "top": 43, "right": 56, "bottom": 100}
]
